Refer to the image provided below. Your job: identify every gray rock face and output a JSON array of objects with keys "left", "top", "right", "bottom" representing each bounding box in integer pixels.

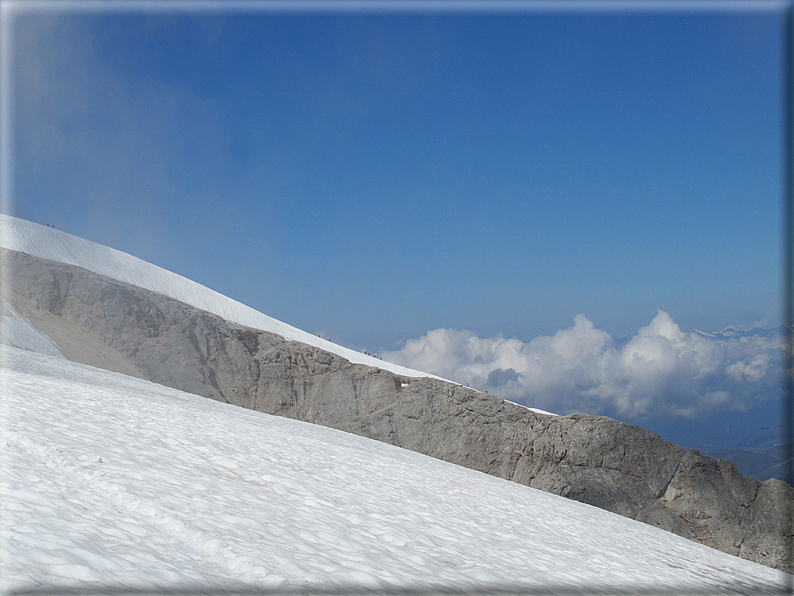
[{"left": 2, "top": 249, "right": 791, "bottom": 573}]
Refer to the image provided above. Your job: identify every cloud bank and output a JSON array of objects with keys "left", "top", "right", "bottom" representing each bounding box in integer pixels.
[{"left": 380, "top": 310, "right": 785, "bottom": 420}]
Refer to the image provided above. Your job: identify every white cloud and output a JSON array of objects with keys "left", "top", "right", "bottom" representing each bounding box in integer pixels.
[{"left": 380, "top": 310, "right": 785, "bottom": 420}]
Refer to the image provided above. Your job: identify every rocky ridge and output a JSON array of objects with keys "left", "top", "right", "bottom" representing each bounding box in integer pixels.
[{"left": 2, "top": 248, "right": 791, "bottom": 573}]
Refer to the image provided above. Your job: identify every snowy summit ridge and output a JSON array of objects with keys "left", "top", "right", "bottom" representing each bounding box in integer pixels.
[{"left": 0, "top": 214, "right": 444, "bottom": 382}]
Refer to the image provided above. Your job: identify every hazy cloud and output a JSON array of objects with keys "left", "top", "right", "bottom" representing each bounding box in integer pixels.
[
  {"left": 13, "top": 14, "right": 227, "bottom": 257},
  {"left": 752, "top": 311, "right": 775, "bottom": 328},
  {"left": 380, "top": 310, "right": 785, "bottom": 420}
]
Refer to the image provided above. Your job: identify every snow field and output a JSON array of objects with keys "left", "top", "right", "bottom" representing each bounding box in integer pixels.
[
  {"left": 1, "top": 347, "right": 787, "bottom": 594},
  {"left": 0, "top": 298, "right": 64, "bottom": 359}
]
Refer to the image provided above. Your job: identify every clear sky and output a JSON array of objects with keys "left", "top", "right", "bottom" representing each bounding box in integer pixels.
[{"left": 6, "top": 1, "right": 789, "bottom": 449}]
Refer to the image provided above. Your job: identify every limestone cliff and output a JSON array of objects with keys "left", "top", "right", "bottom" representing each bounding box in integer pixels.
[{"left": 2, "top": 248, "right": 791, "bottom": 573}]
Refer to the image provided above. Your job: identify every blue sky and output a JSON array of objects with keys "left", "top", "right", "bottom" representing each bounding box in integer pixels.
[{"left": 7, "top": 2, "right": 789, "bottom": 448}]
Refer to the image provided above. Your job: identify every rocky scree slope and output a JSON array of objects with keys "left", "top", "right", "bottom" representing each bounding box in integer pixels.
[{"left": 2, "top": 249, "right": 791, "bottom": 573}]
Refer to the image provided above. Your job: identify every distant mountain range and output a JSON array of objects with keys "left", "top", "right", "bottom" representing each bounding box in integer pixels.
[
  {"left": 692, "top": 426, "right": 792, "bottom": 483},
  {"left": 693, "top": 326, "right": 793, "bottom": 340},
  {"left": 613, "top": 323, "right": 791, "bottom": 352},
  {"left": 617, "top": 323, "right": 793, "bottom": 350}
]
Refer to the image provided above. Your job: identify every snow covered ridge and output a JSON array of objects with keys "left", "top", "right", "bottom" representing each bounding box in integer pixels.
[
  {"left": 0, "top": 214, "right": 445, "bottom": 382},
  {"left": 1, "top": 347, "right": 788, "bottom": 594}
]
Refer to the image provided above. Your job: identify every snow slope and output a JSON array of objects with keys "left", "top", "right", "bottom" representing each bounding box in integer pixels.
[
  {"left": 0, "top": 346, "right": 787, "bottom": 594},
  {"left": 0, "top": 297, "right": 64, "bottom": 359},
  {"left": 0, "top": 214, "right": 556, "bottom": 416},
  {"left": 0, "top": 214, "right": 441, "bottom": 381}
]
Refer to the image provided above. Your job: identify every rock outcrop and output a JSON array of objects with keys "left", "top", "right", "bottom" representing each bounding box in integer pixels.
[{"left": 2, "top": 248, "right": 791, "bottom": 573}]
